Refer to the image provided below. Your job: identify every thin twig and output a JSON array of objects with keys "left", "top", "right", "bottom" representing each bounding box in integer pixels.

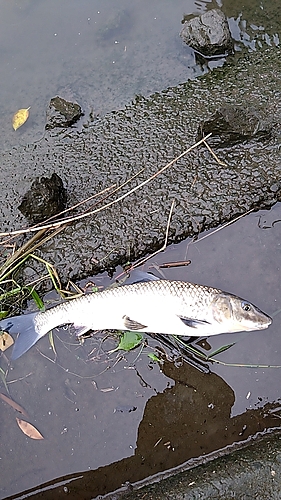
[
  {"left": 39, "top": 168, "right": 144, "bottom": 226},
  {"left": 202, "top": 138, "right": 227, "bottom": 166},
  {"left": 0, "top": 134, "right": 211, "bottom": 237},
  {"left": 7, "top": 372, "right": 33, "bottom": 384},
  {"left": 0, "top": 185, "right": 116, "bottom": 248},
  {"left": 159, "top": 260, "right": 191, "bottom": 269},
  {"left": 31, "top": 184, "right": 117, "bottom": 226},
  {"left": 195, "top": 208, "right": 254, "bottom": 244},
  {"left": 36, "top": 348, "right": 102, "bottom": 378}
]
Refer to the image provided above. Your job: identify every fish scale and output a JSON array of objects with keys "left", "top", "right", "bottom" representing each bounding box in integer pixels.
[{"left": 0, "top": 278, "right": 272, "bottom": 360}]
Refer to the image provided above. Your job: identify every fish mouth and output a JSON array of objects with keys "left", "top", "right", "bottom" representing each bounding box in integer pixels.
[
  {"left": 255, "top": 317, "right": 272, "bottom": 329},
  {"left": 241, "top": 315, "right": 272, "bottom": 331}
]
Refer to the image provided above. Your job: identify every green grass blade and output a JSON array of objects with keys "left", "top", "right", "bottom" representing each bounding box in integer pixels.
[
  {"left": 206, "top": 343, "right": 235, "bottom": 359},
  {"left": 26, "top": 287, "right": 45, "bottom": 311},
  {"left": 0, "top": 311, "right": 9, "bottom": 320}
]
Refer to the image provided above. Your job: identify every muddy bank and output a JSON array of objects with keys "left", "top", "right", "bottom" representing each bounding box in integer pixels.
[{"left": 1, "top": 46, "right": 280, "bottom": 281}]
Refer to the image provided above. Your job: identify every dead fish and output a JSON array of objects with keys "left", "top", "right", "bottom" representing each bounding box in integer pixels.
[{"left": 0, "top": 278, "right": 272, "bottom": 360}]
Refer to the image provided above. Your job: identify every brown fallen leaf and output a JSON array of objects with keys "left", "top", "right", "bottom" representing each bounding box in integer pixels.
[
  {"left": 16, "top": 418, "right": 44, "bottom": 440},
  {"left": 12, "top": 107, "right": 30, "bottom": 131},
  {"left": 0, "top": 331, "right": 14, "bottom": 352},
  {"left": 0, "top": 392, "right": 28, "bottom": 417}
]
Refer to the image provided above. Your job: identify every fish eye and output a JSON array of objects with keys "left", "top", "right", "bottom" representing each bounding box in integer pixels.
[{"left": 241, "top": 301, "right": 251, "bottom": 312}]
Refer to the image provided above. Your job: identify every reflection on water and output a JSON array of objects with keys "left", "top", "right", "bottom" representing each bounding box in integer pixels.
[{"left": 3, "top": 358, "right": 281, "bottom": 500}]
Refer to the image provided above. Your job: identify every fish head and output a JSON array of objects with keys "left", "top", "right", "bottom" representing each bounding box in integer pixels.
[{"left": 211, "top": 293, "right": 272, "bottom": 333}]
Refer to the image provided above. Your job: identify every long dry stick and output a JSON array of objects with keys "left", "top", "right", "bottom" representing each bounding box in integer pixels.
[
  {"left": 0, "top": 133, "right": 211, "bottom": 237},
  {"left": 0, "top": 184, "right": 116, "bottom": 247},
  {"left": 0, "top": 168, "right": 145, "bottom": 248},
  {"left": 33, "top": 184, "right": 117, "bottom": 226},
  {"left": 130, "top": 199, "right": 175, "bottom": 270},
  {"left": 0, "top": 226, "right": 66, "bottom": 280},
  {"left": 38, "top": 166, "right": 144, "bottom": 227}
]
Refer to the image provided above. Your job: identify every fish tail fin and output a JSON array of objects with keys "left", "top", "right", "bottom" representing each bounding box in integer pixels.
[{"left": 0, "top": 313, "right": 40, "bottom": 360}]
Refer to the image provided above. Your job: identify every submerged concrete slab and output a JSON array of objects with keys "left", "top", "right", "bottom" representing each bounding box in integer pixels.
[
  {"left": 0, "top": 47, "right": 280, "bottom": 282},
  {"left": 122, "top": 433, "right": 281, "bottom": 500}
]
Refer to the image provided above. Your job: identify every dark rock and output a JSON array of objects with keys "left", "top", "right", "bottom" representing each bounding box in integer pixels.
[
  {"left": 18, "top": 173, "right": 67, "bottom": 223},
  {"left": 197, "top": 105, "right": 272, "bottom": 146},
  {"left": 45, "top": 96, "right": 83, "bottom": 130},
  {"left": 180, "top": 9, "right": 233, "bottom": 58}
]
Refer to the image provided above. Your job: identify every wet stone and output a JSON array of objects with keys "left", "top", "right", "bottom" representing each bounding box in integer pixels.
[
  {"left": 46, "top": 96, "right": 83, "bottom": 129},
  {"left": 180, "top": 9, "right": 234, "bottom": 58},
  {"left": 18, "top": 173, "right": 67, "bottom": 224},
  {"left": 197, "top": 104, "right": 272, "bottom": 147}
]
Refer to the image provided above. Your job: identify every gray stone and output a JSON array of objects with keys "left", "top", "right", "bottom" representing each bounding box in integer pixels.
[
  {"left": 197, "top": 104, "right": 272, "bottom": 146},
  {"left": 180, "top": 9, "right": 234, "bottom": 58}
]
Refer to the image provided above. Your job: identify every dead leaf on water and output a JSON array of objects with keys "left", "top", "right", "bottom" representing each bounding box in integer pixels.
[
  {"left": 0, "top": 392, "right": 28, "bottom": 417},
  {"left": 12, "top": 107, "right": 30, "bottom": 131},
  {"left": 0, "top": 331, "right": 14, "bottom": 352},
  {"left": 16, "top": 418, "right": 44, "bottom": 440}
]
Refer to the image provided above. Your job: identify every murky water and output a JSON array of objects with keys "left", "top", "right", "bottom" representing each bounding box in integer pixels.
[
  {"left": 0, "top": 1, "right": 280, "bottom": 499},
  {"left": 1, "top": 204, "right": 281, "bottom": 499}
]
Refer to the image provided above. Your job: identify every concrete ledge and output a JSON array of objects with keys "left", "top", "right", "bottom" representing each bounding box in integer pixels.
[{"left": 123, "top": 433, "right": 281, "bottom": 499}]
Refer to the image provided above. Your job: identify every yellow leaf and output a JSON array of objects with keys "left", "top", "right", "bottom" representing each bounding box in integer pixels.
[
  {"left": 16, "top": 417, "right": 44, "bottom": 440},
  {"left": 12, "top": 107, "right": 30, "bottom": 131},
  {"left": 0, "top": 331, "right": 14, "bottom": 351}
]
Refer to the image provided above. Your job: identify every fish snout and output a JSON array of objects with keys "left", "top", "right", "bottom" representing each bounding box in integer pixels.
[
  {"left": 237, "top": 300, "right": 272, "bottom": 331},
  {"left": 255, "top": 312, "right": 272, "bottom": 329}
]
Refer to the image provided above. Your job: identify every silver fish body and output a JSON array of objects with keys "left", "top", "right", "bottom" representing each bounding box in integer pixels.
[{"left": 0, "top": 279, "right": 272, "bottom": 360}]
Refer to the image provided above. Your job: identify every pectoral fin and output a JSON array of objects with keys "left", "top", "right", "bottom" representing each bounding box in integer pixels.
[
  {"left": 179, "top": 316, "right": 211, "bottom": 328},
  {"left": 123, "top": 315, "right": 147, "bottom": 330}
]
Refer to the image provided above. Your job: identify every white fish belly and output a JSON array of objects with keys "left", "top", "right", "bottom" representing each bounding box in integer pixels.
[{"left": 82, "top": 293, "right": 217, "bottom": 337}]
